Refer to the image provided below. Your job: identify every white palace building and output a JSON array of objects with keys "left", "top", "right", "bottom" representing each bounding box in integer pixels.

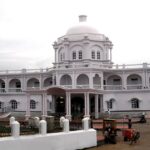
[{"left": 0, "top": 15, "right": 150, "bottom": 119}]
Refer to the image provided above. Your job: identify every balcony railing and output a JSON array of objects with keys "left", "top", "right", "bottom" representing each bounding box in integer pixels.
[
  {"left": 76, "top": 85, "right": 89, "bottom": 89},
  {"left": 93, "top": 85, "right": 101, "bottom": 89},
  {"left": 104, "top": 85, "right": 123, "bottom": 90},
  {"left": 8, "top": 88, "right": 22, "bottom": 92},
  {"left": 61, "top": 85, "right": 72, "bottom": 88},
  {"left": 0, "top": 88, "right": 5, "bottom": 93},
  {"left": 27, "top": 87, "right": 40, "bottom": 91},
  {"left": 127, "top": 84, "right": 142, "bottom": 90}
]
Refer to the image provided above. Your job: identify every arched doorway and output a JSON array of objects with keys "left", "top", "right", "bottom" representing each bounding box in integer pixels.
[
  {"left": 71, "top": 97, "right": 84, "bottom": 119},
  {"left": 56, "top": 96, "right": 65, "bottom": 115}
]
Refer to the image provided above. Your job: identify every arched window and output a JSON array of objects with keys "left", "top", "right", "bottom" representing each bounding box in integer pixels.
[
  {"left": 30, "top": 100, "right": 36, "bottom": 109},
  {"left": 92, "top": 51, "right": 95, "bottom": 59},
  {"left": 72, "top": 52, "right": 76, "bottom": 60},
  {"left": 97, "top": 51, "right": 100, "bottom": 59},
  {"left": 107, "top": 99, "right": 113, "bottom": 109},
  {"left": 78, "top": 51, "right": 82, "bottom": 59},
  {"left": 131, "top": 98, "right": 139, "bottom": 108},
  {"left": 60, "top": 53, "right": 63, "bottom": 61},
  {"left": 11, "top": 100, "right": 18, "bottom": 110}
]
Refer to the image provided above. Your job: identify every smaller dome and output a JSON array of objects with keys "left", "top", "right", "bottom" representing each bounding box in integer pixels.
[{"left": 66, "top": 15, "right": 99, "bottom": 35}]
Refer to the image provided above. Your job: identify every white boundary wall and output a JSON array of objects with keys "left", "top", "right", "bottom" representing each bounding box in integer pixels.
[{"left": 0, "top": 129, "right": 97, "bottom": 150}]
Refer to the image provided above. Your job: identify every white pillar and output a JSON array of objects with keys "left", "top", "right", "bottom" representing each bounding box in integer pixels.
[
  {"left": 84, "top": 92, "right": 90, "bottom": 118},
  {"left": 82, "top": 117, "right": 89, "bottom": 130},
  {"left": 11, "top": 121, "right": 20, "bottom": 137},
  {"left": 95, "top": 94, "right": 99, "bottom": 119},
  {"left": 100, "top": 95, "right": 103, "bottom": 112},
  {"left": 110, "top": 48, "right": 112, "bottom": 62},
  {"left": 60, "top": 116, "right": 65, "bottom": 128},
  {"left": 25, "top": 93, "right": 30, "bottom": 120},
  {"left": 101, "top": 75, "right": 104, "bottom": 90},
  {"left": 39, "top": 74, "right": 43, "bottom": 90},
  {"left": 34, "top": 117, "right": 40, "bottom": 128},
  {"left": 5, "top": 77, "right": 8, "bottom": 92},
  {"left": 42, "top": 93, "right": 47, "bottom": 119},
  {"left": 52, "top": 95, "right": 56, "bottom": 113},
  {"left": 63, "top": 119, "right": 69, "bottom": 132},
  {"left": 72, "top": 72, "right": 76, "bottom": 88},
  {"left": 89, "top": 74, "right": 93, "bottom": 88},
  {"left": 66, "top": 92, "right": 71, "bottom": 120},
  {"left": 39, "top": 120, "right": 47, "bottom": 135},
  {"left": 10, "top": 116, "right": 15, "bottom": 125}
]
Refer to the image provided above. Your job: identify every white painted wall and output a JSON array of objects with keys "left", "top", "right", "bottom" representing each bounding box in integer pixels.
[
  {"left": 0, "top": 129, "right": 97, "bottom": 150},
  {"left": 103, "top": 91, "right": 150, "bottom": 111}
]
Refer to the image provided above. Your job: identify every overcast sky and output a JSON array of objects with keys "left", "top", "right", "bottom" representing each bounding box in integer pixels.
[{"left": 0, "top": 0, "right": 150, "bottom": 70}]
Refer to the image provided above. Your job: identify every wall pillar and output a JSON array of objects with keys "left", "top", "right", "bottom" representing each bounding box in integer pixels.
[
  {"left": 89, "top": 74, "right": 93, "bottom": 88},
  {"left": 95, "top": 94, "right": 99, "bottom": 119},
  {"left": 122, "top": 73, "right": 127, "bottom": 90},
  {"left": 52, "top": 95, "right": 56, "bottom": 113},
  {"left": 5, "top": 77, "right": 8, "bottom": 92},
  {"left": 84, "top": 92, "right": 90, "bottom": 118},
  {"left": 101, "top": 75, "right": 104, "bottom": 90},
  {"left": 110, "top": 48, "right": 112, "bottom": 62},
  {"left": 100, "top": 95, "right": 103, "bottom": 112},
  {"left": 42, "top": 93, "right": 48, "bottom": 119},
  {"left": 66, "top": 92, "right": 71, "bottom": 120},
  {"left": 25, "top": 93, "right": 30, "bottom": 120},
  {"left": 39, "top": 74, "right": 43, "bottom": 90}
]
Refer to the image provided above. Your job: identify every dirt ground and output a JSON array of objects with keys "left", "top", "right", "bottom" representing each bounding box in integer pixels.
[{"left": 88, "top": 119, "right": 150, "bottom": 150}]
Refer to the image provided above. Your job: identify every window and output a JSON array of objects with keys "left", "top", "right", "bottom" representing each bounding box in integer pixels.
[
  {"left": 11, "top": 100, "right": 17, "bottom": 110},
  {"left": 2, "top": 83, "right": 5, "bottom": 88},
  {"left": 63, "top": 53, "right": 65, "bottom": 60},
  {"left": 97, "top": 51, "right": 100, "bottom": 59},
  {"left": 72, "top": 52, "right": 76, "bottom": 60},
  {"left": 107, "top": 99, "right": 113, "bottom": 109},
  {"left": 92, "top": 51, "right": 95, "bottom": 59},
  {"left": 16, "top": 82, "right": 21, "bottom": 88},
  {"left": 113, "top": 79, "right": 120, "bottom": 82},
  {"left": 131, "top": 78, "right": 138, "bottom": 81},
  {"left": 131, "top": 99, "right": 139, "bottom": 108},
  {"left": 79, "top": 51, "right": 82, "bottom": 59},
  {"left": 60, "top": 53, "right": 63, "bottom": 61},
  {"left": 30, "top": 100, "right": 36, "bottom": 109}
]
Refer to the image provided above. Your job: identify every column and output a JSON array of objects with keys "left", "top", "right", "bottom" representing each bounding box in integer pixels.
[
  {"left": 89, "top": 74, "right": 93, "bottom": 88},
  {"left": 110, "top": 48, "right": 112, "bottom": 62},
  {"left": 84, "top": 92, "right": 90, "bottom": 118},
  {"left": 51, "top": 95, "right": 56, "bottom": 113},
  {"left": 100, "top": 95, "right": 103, "bottom": 112},
  {"left": 65, "top": 92, "right": 71, "bottom": 120},
  {"left": 25, "top": 93, "right": 30, "bottom": 120},
  {"left": 42, "top": 93, "right": 47, "bottom": 119},
  {"left": 5, "top": 77, "right": 9, "bottom": 92},
  {"left": 101, "top": 75, "right": 104, "bottom": 90},
  {"left": 39, "top": 74, "right": 43, "bottom": 90},
  {"left": 72, "top": 72, "right": 76, "bottom": 88},
  {"left": 95, "top": 94, "right": 99, "bottom": 119},
  {"left": 122, "top": 72, "right": 127, "bottom": 90}
]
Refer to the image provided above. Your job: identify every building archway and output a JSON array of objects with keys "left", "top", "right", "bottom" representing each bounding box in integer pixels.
[
  {"left": 55, "top": 96, "right": 65, "bottom": 115},
  {"left": 71, "top": 96, "right": 84, "bottom": 119}
]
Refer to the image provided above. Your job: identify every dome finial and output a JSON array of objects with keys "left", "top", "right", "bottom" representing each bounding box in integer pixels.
[{"left": 79, "top": 15, "right": 87, "bottom": 22}]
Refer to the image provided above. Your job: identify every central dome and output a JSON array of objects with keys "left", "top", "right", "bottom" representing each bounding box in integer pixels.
[{"left": 66, "top": 15, "right": 99, "bottom": 35}]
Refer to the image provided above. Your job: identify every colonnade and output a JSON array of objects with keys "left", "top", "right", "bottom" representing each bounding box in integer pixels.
[{"left": 25, "top": 90, "right": 103, "bottom": 120}]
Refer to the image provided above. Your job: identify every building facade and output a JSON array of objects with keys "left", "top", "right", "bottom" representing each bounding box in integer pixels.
[{"left": 0, "top": 15, "right": 150, "bottom": 119}]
